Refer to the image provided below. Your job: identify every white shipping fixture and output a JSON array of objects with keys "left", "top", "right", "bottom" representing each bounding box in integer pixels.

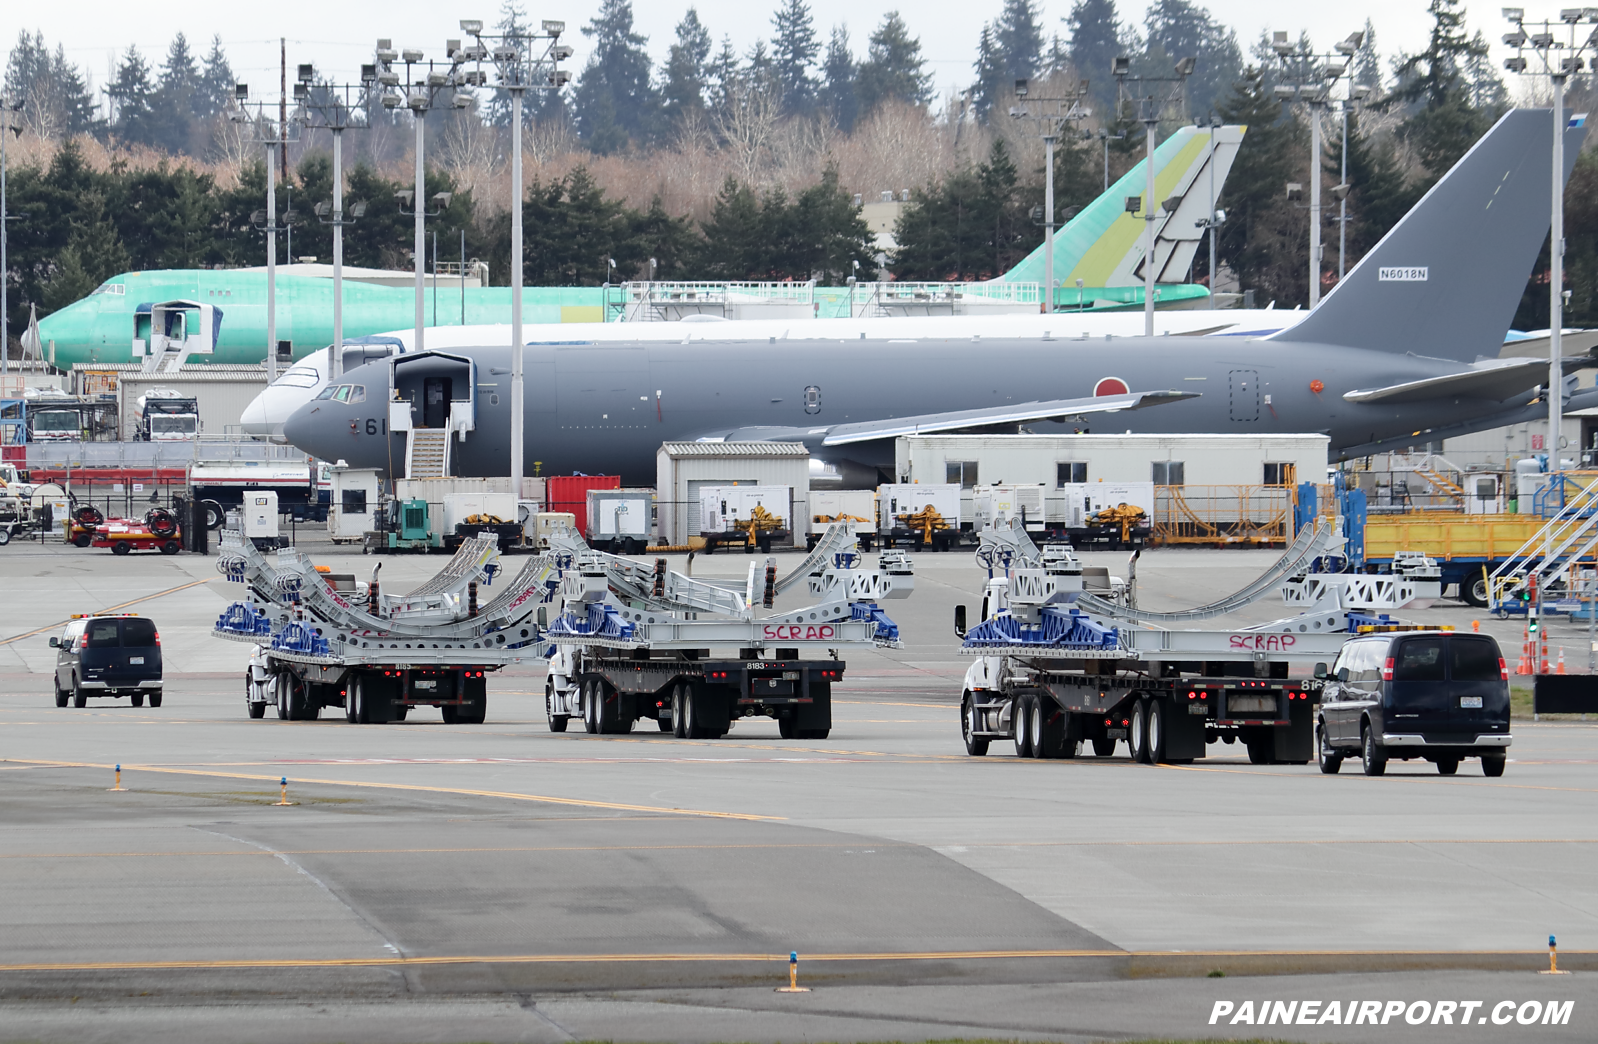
[
  {"left": 809, "top": 490, "right": 876, "bottom": 536},
  {"left": 655, "top": 442, "right": 810, "bottom": 546},
  {"left": 328, "top": 466, "right": 382, "bottom": 543},
  {"left": 586, "top": 488, "right": 653, "bottom": 541},
  {"left": 532, "top": 512, "right": 577, "bottom": 547},
  {"left": 442, "top": 492, "right": 518, "bottom": 531},
  {"left": 243, "top": 491, "right": 279, "bottom": 539},
  {"left": 698, "top": 485, "right": 791, "bottom": 535},
  {"left": 1057, "top": 481, "right": 1157, "bottom": 527},
  {"left": 896, "top": 434, "right": 1331, "bottom": 490},
  {"left": 876, "top": 483, "right": 962, "bottom": 534},
  {"left": 973, "top": 484, "right": 1047, "bottom": 530}
]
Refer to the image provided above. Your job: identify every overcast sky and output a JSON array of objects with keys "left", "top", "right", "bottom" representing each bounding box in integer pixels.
[{"left": 3, "top": 1, "right": 1537, "bottom": 108}]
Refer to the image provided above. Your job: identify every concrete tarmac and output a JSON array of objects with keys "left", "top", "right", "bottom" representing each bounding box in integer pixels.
[{"left": 1, "top": 533, "right": 1595, "bottom": 1042}]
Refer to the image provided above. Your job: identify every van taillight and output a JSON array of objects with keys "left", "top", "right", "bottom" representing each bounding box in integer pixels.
[
  {"left": 154, "top": 632, "right": 161, "bottom": 646},
  {"left": 1381, "top": 657, "right": 1394, "bottom": 681},
  {"left": 1499, "top": 657, "right": 1508, "bottom": 681}
]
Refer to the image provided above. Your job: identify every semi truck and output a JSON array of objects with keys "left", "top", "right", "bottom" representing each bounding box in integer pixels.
[{"left": 137, "top": 390, "right": 200, "bottom": 441}]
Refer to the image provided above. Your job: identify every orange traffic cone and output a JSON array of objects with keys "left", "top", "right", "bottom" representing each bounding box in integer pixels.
[
  {"left": 1540, "top": 631, "right": 1551, "bottom": 675},
  {"left": 1517, "top": 623, "right": 1535, "bottom": 675},
  {"left": 1558, "top": 647, "right": 1567, "bottom": 675}
]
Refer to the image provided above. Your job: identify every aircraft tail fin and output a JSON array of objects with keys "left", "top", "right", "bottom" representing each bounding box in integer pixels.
[
  {"left": 1271, "top": 108, "right": 1587, "bottom": 362},
  {"left": 997, "top": 125, "right": 1245, "bottom": 293}
]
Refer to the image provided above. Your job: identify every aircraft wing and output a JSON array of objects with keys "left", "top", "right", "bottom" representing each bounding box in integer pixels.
[
  {"left": 817, "top": 390, "right": 1198, "bottom": 446},
  {"left": 1343, "top": 355, "right": 1596, "bottom": 404}
]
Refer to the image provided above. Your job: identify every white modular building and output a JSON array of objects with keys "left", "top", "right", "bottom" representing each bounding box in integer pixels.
[{"left": 655, "top": 441, "right": 810, "bottom": 547}]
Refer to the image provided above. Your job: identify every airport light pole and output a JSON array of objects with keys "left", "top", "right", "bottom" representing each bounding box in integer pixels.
[
  {"left": 374, "top": 40, "right": 474, "bottom": 356},
  {"left": 0, "top": 94, "right": 22, "bottom": 377},
  {"left": 1010, "top": 77, "right": 1092, "bottom": 314},
  {"left": 1113, "top": 56, "right": 1195, "bottom": 337},
  {"left": 1268, "top": 31, "right": 1364, "bottom": 309},
  {"left": 297, "top": 64, "right": 377, "bottom": 382},
  {"left": 230, "top": 90, "right": 300, "bottom": 382},
  {"left": 1097, "top": 127, "right": 1126, "bottom": 192},
  {"left": 460, "top": 16, "right": 571, "bottom": 495},
  {"left": 1190, "top": 114, "right": 1225, "bottom": 309},
  {"left": 1503, "top": 7, "right": 1598, "bottom": 466}
]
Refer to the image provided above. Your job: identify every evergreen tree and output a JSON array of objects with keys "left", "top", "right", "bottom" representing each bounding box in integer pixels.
[
  {"left": 820, "top": 26, "right": 858, "bottom": 131},
  {"left": 522, "top": 166, "right": 645, "bottom": 282},
  {"left": 1144, "top": 0, "right": 1242, "bottom": 117},
  {"left": 971, "top": 25, "right": 1005, "bottom": 122},
  {"left": 771, "top": 0, "right": 820, "bottom": 117},
  {"left": 4, "top": 31, "right": 97, "bottom": 140},
  {"left": 707, "top": 36, "right": 741, "bottom": 111},
  {"left": 1066, "top": 0, "right": 1125, "bottom": 112},
  {"left": 1394, "top": 0, "right": 1491, "bottom": 179},
  {"left": 1336, "top": 112, "right": 1420, "bottom": 272},
  {"left": 1213, "top": 65, "right": 1309, "bottom": 306},
  {"left": 572, "top": 0, "right": 659, "bottom": 153},
  {"left": 856, "top": 12, "right": 932, "bottom": 112},
  {"left": 484, "top": 0, "right": 532, "bottom": 127},
  {"left": 107, "top": 46, "right": 157, "bottom": 147},
  {"left": 632, "top": 196, "right": 698, "bottom": 279},
  {"left": 151, "top": 33, "right": 201, "bottom": 154},
  {"left": 662, "top": 8, "right": 713, "bottom": 123},
  {"left": 197, "top": 35, "right": 235, "bottom": 122},
  {"left": 790, "top": 165, "right": 875, "bottom": 282},
  {"left": 974, "top": 0, "right": 1045, "bottom": 121},
  {"left": 892, "top": 140, "right": 1033, "bottom": 279},
  {"left": 697, "top": 176, "right": 764, "bottom": 278},
  {"left": 1352, "top": 19, "right": 1381, "bottom": 92}
]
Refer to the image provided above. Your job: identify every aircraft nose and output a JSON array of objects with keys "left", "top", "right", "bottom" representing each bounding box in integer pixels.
[{"left": 281, "top": 401, "right": 323, "bottom": 457}]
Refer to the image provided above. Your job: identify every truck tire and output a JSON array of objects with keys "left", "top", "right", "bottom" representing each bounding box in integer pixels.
[
  {"left": 546, "top": 683, "right": 568, "bottom": 732},
  {"left": 1464, "top": 576, "right": 1489, "bottom": 608},
  {"left": 1027, "top": 697, "right": 1048, "bottom": 759},
  {"left": 441, "top": 704, "right": 459, "bottom": 724},
  {"left": 581, "top": 680, "right": 598, "bottom": 733},
  {"left": 594, "top": 680, "right": 619, "bottom": 734},
  {"left": 1130, "top": 699, "right": 1152, "bottom": 764},
  {"left": 1146, "top": 698, "right": 1168, "bottom": 764},
  {"left": 1013, "top": 695, "right": 1035, "bottom": 758},
  {"left": 275, "top": 673, "right": 289, "bottom": 719},
  {"left": 671, "top": 683, "right": 688, "bottom": 738},
  {"left": 202, "top": 500, "right": 225, "bottom": 530},
  {"left": 1091, "top": 737, "right": 1116, "bottom": 757},
  {"left": 961, "top": 693, "right": 989, "bottom": 756},
  {"left": 1246, "top": 737, "right": 1272, "bottom": 764}
]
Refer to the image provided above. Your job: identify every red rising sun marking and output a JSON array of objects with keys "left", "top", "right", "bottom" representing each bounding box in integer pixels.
[
  {"left": 1093, "top": 377, "right": 1130, "bottom": 397},
  {"left": 1310, "top": 379, "right": 1325, "bottom": 394}
]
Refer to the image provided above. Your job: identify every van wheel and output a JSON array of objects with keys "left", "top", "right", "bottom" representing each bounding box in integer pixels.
[
  {"left": 149, "top": 693, "right": 161, "bottom": 708},
  {"left": 1481, "top": 753, "right": 1506, "bottom": 777},
  {"left": 130, "top": 693, "right": 144, "bottom": 708},
  {"left": 54, "top": 680, "right": 68, "bottom": 708},
  {"left": 961, "top": 693, "right": 989, "bottom": 756},
  {"left": 1435, "top": 757, "right": 1459, "bottom": 775},
  {"left": 1317, "top": 722, "right": 1342, "bottom": 774},
  {"left": 73, "top": 679, "right": 86, "bottom": 708},
  {"left": 1361, "top": 725, "right": 1387, "bottom": 777}
]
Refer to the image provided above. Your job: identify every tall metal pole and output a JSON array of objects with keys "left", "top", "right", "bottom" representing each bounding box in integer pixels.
[
  {"left": 1550, "top": 75, "right": 1566, "bottom": 466},
  {"left": 1043, "top": 134, "right": 1055, "bottom": 314},
  {"left": 1, "top": 103, "right": 9, "bottom": 376},
  {"left": 1308, "top": 100, "right": 1323, "bottom": 308},
  {"left": 510, "top": 89, "right": 525, "bottom": 494},
  {"left": 414, "top": 110, "right": 425, "bottom": 353},
  {"left": 266, "top": 141, "right": 278, "bottom": 382},
  {"left": 1143, "top": 116, "right": 1156, "bottom": 338},
  {"left": 331, "top": 127, "right": 344, "bottom": 382},
  {"left": 1207, "top": 123, "right": 1217, "bottom": 309},
  {"left": 1338, "top": 103, "right": 1350, "bottom": 283}
]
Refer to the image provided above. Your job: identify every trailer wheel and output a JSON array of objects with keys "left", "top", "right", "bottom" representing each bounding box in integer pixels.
[
  {"left": 274, "top": 673, "right": 290, "bottom": 719},
  {"left": 1247, "top": 735, "right": 1273, "bottom": 765},
  {"left": 1146, "top": 698, "right": 1168, "bottom": 764},
  {"left": 72, "top": 533, "right": 92, "bottom": 548},
  {"left": 111, "top": 541, "right": 131, "bottom": 556},
  {"left": 1130, "top": 699, "right": 1151, "bottom": 764},
  {"left": 961, "top": 693, "right": 989, "bottom": 756},
  {"left": 671, "top": 683, "right": 687, "bottom": 738},
  {"left": 593, "top": 680, "right": 620, "bottom": 734},
  {"left": 581, "top": 680, "right": 597, "bottom": 733},
  {"left": 1464, "top": 576, "right": 1489, "bottom": 608},
  {"left": 778, "top": 713, "right": 798, "bottom": 739},
  {"left": 1013, "top": 695, "right": 1035, "bottom": 758},
  {"left": 1091, "top": 737, "right": 1117, "bottom": 757},
  {"left": 202, "top": 500, "right": 225, "bottom": 530},
  {"left": 1026, "top": 697, "right": 1048, "bottom": 759}
]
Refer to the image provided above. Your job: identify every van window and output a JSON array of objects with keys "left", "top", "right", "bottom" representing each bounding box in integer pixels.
[
  {"left": 122, "top": 619, "right": 157, "bottom": 647},
  {"left": 1354, "top": 641, "right": 1385, "bottom": 683},
  {"left": 84, "top": 620, "right": 121, "bottom": 648},
  {"left": 1393, "top": 637, "right": 1446, "bottom": 681},
  {"left": 1450, "top": 637, "right": 1501, "bottom": 681}
]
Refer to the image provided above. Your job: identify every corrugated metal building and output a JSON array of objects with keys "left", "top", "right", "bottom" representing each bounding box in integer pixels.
[
  {"left": 655, "top": 442, "right": 809, "bottom": 546},
  {"left": 73, "top": 364, "right": 269, "bottom": 440}
]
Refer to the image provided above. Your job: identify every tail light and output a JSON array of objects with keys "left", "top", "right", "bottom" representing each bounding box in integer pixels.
[
  {"left": 154, "top": 632, "right": 161, "bottom": 646},
  {"left": 1188, "top": 690, "right": 1197, "bottom": 700},
  {"left": 1381, "top": 657, "right": 1394, "bottom": 682},
  {"left": 1499, "top": 657, "right": 1509, "bottom": 681}
]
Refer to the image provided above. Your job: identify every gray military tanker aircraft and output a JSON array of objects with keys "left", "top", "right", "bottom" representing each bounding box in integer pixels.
[{"left": 285, "top": 108, "right": 1592, "bottom": 486}]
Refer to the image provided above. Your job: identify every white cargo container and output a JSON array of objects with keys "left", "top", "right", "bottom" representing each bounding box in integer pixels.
[
  {"left": 876, "top": 483, "right": 962, "bottom": 533},
  {"left": 442, "top": 492, "right": 518, "bottom": 530},
  {"left": 973, "top": 484, "right": 1047, "bottom": 530},
  {"left": 808, "top": 490, "right": 876, "bottom": 538},
  {"left": 586, "top": 488, "right": 654, "bottom": 553},
  {"left": 1057, "top": 481, "right": 1157, "bottom": 526},
  {"left": 698, "top": 485, "right": 791, "bottom": 534}
]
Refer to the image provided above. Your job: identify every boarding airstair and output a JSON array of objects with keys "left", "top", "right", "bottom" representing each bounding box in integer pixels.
[
  {"left": 406, "top": 428, "right": 450, "bottom": 479},
  {"left": 1486, "top": 478, "right": 1598, "bottom": 612}
]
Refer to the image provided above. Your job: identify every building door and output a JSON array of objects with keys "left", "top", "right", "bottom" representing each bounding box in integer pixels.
[
  {"left": 423, "top": 376, "right": 452, "bottom": 428},
  {"left": 1229, "top": 369, "right": 1259, "bottom": 422}
]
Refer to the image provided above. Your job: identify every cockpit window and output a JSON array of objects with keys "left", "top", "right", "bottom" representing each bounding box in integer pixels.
[
  {"left": 347, "top": 385, "right": 365, "bottom": 403},
  {"left": 90, "top": 283, "right": 126, "bottom": 296},
  {"left": 334, "top": 385, "right": 352, "bottom": 402},
  {"left": 313, "top": 386, "right": 339, "bottom": 400},
  {"left": 275, "top": 367, "right": 319, "bottom": 389}
]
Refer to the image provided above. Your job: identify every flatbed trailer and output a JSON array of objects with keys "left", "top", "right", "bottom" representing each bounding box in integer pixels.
[
  {"left": 558, "top": 655, "right": 840, "bottom": 738},
  {"left": 956, "top": 519, "right": 1378, "bottom": 764}
]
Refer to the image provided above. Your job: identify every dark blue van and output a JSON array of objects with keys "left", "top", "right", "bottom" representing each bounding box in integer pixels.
[
  {"left": 1315, "top": 631, "right": 1510, "bottom": 776},
  {"left": 51, "top": 615, "right": 164, "bottom": 708}
]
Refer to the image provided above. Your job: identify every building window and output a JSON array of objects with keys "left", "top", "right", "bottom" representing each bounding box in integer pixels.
[
  {"left": 1056, "top": 461, "right": 1088, "bottom": 486},
  {"left": 946, "top": 461, "right": 979, "bottom": 488},
  {"left": 1152, "top": 461, "right": 1185, "bottom": 485},
  {"left": 1263, "top": 462, "right": 1296, "bottom": 486}
]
